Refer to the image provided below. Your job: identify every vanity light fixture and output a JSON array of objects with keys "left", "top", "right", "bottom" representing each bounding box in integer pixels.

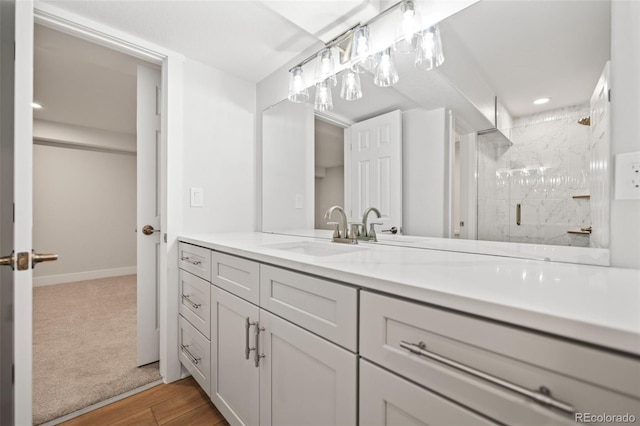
[
  {"left": 415, "top": 25, "right": 444, "bottom": 71},
  {"left": 533, "top": 97, "right": 551, "bottom": 105},
  {"left": 288, "top": 66, "right": 309, "bottom": 103},
  {"left": 395, "top": 0, "right": 421, "bottom": 54},
  {"left": 314, "top": 79, "right": 334, "bottom": 112},
  {"left": 286, "top": 0, "right": 446, "bottom": 111},
  {"left": 340, "top": 66, "right": 363, "bottom": 100},
  {"left": 374, "top": 48, "right": 400, "bottom": 87},
  {"left": 32, "top": 102, "right": 43, "bottom": 109},
  {"left": 314, "top": 48, "right": 337, "bottom": 87}
]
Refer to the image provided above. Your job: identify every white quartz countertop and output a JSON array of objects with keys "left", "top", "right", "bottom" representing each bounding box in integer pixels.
[{"left": 179, "top": 232, "right": 640, "bottom": 356}]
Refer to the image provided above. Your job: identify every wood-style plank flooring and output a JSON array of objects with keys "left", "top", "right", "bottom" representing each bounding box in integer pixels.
[{"left": 62, "top": 377, "right": 228, "bottom": 426}]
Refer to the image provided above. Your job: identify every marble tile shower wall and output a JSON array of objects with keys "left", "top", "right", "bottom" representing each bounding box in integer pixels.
[{"left": 478, "top": 104, "right": 591, "bottom": 247}]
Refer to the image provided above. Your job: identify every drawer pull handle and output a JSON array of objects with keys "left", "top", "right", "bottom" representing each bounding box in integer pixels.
[
  {"left": 245, "top": 317, "right": 257, "bottom": 360},
  {"left": 399, "top": 341, "right": 575, "bottom": 415},
  {"left": 181, "top": 256, "right": 202, "bottom": 266},
  {"left": 181, "top": 294, "right": 201, "bottom": 309},
  {"left": 255, "top": 322, "right": 266, "bottom": 368},
  {"left": 180, "top": 344, "right": 201, "bottom": 365}
]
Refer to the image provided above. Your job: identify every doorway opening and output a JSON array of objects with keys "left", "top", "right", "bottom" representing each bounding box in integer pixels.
[
  {"left": 314, "top": 117, "right": 345, "bottom": 230},
  {"left": 32, "top": 24, "right": 161, "bottom": 425}
]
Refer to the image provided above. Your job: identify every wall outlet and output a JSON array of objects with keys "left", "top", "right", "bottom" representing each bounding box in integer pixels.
[
  {"left": 190, "top": 187, "right": 204, "bottom": 207},
  {"left": 295, "top": 194, "right": 303, "bottom": 209},
  {"left": 614, "top": 152, "right": 640, "bottom": 200}
]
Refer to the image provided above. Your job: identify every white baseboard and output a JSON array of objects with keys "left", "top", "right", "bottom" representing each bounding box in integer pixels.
[{"left": 33, "top": 266, "right": 137, "bottom": 287}]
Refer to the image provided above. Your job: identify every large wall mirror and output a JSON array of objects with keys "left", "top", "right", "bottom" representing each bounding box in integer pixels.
[{"left": 262, "top": 0, "right": 611, "bottom": 265}]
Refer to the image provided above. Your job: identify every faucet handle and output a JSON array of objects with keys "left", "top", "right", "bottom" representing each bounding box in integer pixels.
[
  {"left": 348, "top": 222, "right": 364, "bottom": 238},
  {"left": 327, "top": 222, "right": 341, "bottom": 239},
  {"left": 368, "top": 222, "right": 382, "bottom": 241}
]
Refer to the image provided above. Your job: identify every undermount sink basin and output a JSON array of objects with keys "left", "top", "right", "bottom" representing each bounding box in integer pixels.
[{"left": 263, "top": 241, "right": 366, "bottom": 257}]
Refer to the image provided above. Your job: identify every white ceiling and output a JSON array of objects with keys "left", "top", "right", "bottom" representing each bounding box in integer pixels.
[
  {"left": 39, "top": 0, "right": 327, "bottom": 83},
  {"left": 35, "top": 0, "right": 611, "bottom": 134}
]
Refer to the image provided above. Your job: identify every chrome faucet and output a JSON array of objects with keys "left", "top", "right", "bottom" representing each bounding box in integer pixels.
[
  {"left": 324, "top": 206, "right": 357, "bottom": 244},
  {"left": 360, "top": 207, "right": 382, "bottom": 242}
]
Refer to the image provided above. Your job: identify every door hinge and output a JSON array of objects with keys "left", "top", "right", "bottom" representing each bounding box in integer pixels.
[
  {"left": 608, "top": 88, "right": 611, "bottom": 102},
  {"left": 11, "top": 364, "right": 14, "bottom": 384},
  {"left": 163, "top": 233, "right": 167, "bottom": 243}
]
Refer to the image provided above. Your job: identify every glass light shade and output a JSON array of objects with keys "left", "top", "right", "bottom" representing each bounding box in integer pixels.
[
  {"left": 287, "top": 66, "right": 309, "bottom": 103},
  {"left": 415, "top": 25, "right": 444, "bottom": 71},
  {"left": 314, "top": 48, "right": 337, "bottom": 87},
  {"left": 373, "top": 48, "right": 399, "bottom": 87},
  {"left": 394, "top": 0, "right": 421, "bottom": 54},
  {"left": 352, "top": 26, "right": 371, "bottom": 60},
  {"left": 340, "top": 67, "right": 362, "bottom": 101},
  {"left": 314, "top": 79, "right": 334, "bottom": 112}
]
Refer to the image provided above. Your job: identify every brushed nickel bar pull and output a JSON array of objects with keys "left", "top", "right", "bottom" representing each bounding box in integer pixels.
[
  {"left": 400, "top": 341, "right": 575, "bottom": 415},
  {"left": 245, "top": 317, "right": 256, "bottom": 360},
  {"left": 181, "top": 256, "right": 202, "bottom": 266},
  {"left": 255, "top": 322, "right": 265, "bottom": 368},
  {"left": 180, "top": 344, "right": 201, "bottom": 365},
  {"left": 516, "top": 203, "right": 522, "bottom": 226},
  {"left": 181, "top": 294, "right": 201, "bottom": 309}
]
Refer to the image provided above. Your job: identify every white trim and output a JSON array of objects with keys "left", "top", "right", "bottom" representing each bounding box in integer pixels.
[
  {"left": 14, "top": 1, "right": 34, "bottom": 423},
  {"left": 39, "top": 379, "right": 163, "bottom": 426},
  {"left": 33, "top": 3, "right": 185, "bottom": 384},
  {"left": 33, "top": 266, "right": 137, "bottom": 287}
]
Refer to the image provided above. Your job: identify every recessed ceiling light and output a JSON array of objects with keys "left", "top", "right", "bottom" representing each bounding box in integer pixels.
[
  {"left": 32, "top": 102, "right": 43, "bottom": 109},
  {"left": 533, "top": 97, "right": 550, "bottom": 105}
]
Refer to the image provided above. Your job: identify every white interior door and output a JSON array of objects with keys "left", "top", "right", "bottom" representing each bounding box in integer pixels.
[
  {"left": 345, "top": 109, "right": 402, "bottom": 230},
  {"left": 0, "top": 2, "right": 17, "bottom": 423},
  {"left": 0, "top": 1, "right": 34, "bottom": 424},
  {"left": 137, "top": 65, "right": 161, "bottom": 366}
]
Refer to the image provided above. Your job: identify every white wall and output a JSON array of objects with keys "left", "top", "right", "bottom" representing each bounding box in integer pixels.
[
  {"left": 33, "top": 136, "right": 136, "bottom": 285},
  {"left": 181, "top": 59, "right": 256, "bottom": 234},
  {"left": 403, "top": 108, "right": 448, "bottom": 237},
  {"left": 262, "top": 100, "right": 314, "bottom": 231},
  {"left": 610, "top": 1, "right": 640, "bottom": 268},
  {"left": 34, "top": 119, "right": 135, "bottom": 152}
]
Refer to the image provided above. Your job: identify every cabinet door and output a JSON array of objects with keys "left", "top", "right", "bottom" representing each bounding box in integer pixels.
[
  {"left": 360, "top": 360, "right": 498, "bottom": 426},
  {"left": 259, "top": 310, "right": 356, "bottom": 426},
  {"left": 211, "top": 287, "right": 260, "bottom": 426}
]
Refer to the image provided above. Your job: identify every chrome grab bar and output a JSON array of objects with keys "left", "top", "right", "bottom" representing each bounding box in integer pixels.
[
  {"left": 181, "top": 294, "right": 201, "bottom": 309},
  {"left": 399, "top": 341, "right": 575, "bottom": 415},
  {"left": 181, "top": 256, "right": 202, "bottom": 266},
  {"left": 255, "top": 322, "right": 265, "bottom": 368},
  {"left": 180, "top": 344, "right": 201, "bottom": 365},
  {"left": 245, "top": 317, "right": 257, "bottom": 360}
]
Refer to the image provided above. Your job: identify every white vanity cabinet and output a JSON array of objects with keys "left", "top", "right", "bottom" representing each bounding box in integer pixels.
[
  {"left": 210, "top": 286, "right": 260, "bottom": 426},
  {"left": 177, "top": 243, "right": 212, "bottom": 397},
  {"left": 360, "top": 291, "right": 640, "bottom": 426},
  {"left": 177, "top": 238, "right": 640, "bottom": 426},
  {"left": 205, "top": 248, "right": 357, "bottom": 426}
]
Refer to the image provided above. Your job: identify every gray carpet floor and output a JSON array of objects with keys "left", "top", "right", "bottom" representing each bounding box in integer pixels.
[{"left": 33, "top": 275, "right": 162, "bottom": 425}]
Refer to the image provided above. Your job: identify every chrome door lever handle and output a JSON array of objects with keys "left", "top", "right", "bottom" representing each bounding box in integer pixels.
[
  {"left": 32, "top": 251, "right": 58, "bottom": 269},
  {"left": 142, "top": 225, "right": 160, "bottom": 235}
]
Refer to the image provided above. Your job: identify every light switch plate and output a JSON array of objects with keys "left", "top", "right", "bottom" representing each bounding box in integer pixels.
[
  {"left": 190, "top": 187, "right": 204, "bottom": 207},
  {"left": 615, "top": 151, "right": 640, "bottom": 200}
]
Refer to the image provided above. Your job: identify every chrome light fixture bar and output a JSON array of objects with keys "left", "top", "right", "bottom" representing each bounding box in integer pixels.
[{"left": 287, "top": 0, "right": 445, "bottom": 110}]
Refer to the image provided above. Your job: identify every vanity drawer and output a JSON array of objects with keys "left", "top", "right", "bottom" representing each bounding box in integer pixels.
[
  {"left": 179, "top": 242, "right": 211, "bottom": 281},
  {"left": 179, "top": 316, "right": 211, "bottom": 397},
  {"left": 360, "top": 359, "right": 498, "bottom": 426},
  {"left": 360, "top": 291, "right": 640, "bottom": 425},
  {"left": 260, "top": 265, "right": 357, "bottom": 351},
  {"left": 179, "top": 270, "right": 211, "bottom": 339},
  {"left": 211, "top": 251, "right": 260, "bottom": 305}
]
